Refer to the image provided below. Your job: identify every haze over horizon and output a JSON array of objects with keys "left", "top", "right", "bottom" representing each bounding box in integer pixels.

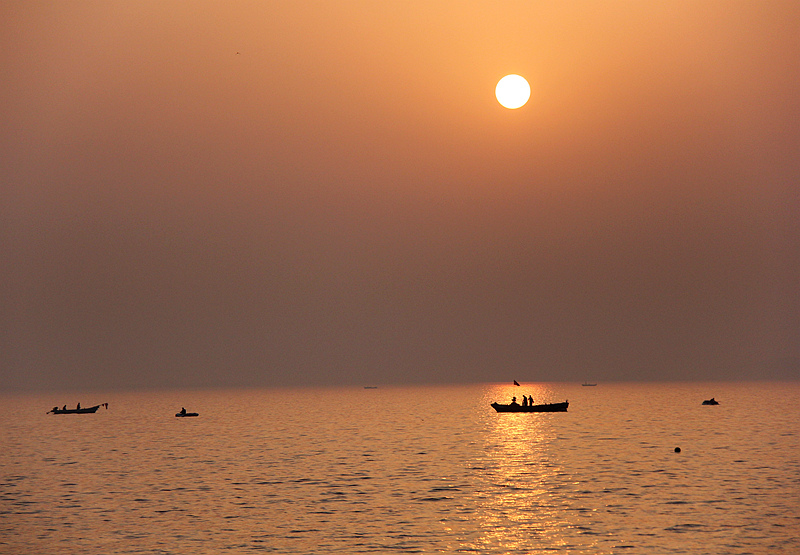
[{"left": 2, "top": 1, "right": 798, "bottom": 392}]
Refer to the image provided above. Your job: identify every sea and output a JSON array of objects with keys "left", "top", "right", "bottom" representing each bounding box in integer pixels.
[{"left": 1, "top": 382, "right": 798, "bottom": 554}]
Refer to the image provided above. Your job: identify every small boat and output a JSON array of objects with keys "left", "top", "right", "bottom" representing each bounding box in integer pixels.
[
  {"left": 48, "top": 403, "right": 106, "bottom": 414},
  {"left": 582, "top": 383, "right": 597, "bottom": 386},
  {"left": 702, "top": 398, "right": 719, "bottom": 405},
  {"left": 175, "top": 408, "right": 199, "bottom": 417},
  {"left": 491, "top": 400, "right": 569, "bottom": 413}
]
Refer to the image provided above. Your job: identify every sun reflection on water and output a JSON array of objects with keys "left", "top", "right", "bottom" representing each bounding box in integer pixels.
[{"left": 463, "top": 383, "right": 577, "bottom": 554}]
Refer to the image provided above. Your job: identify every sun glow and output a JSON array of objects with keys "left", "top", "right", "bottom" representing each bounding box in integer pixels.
[{"left": 495, "top": 74, "right": 530, "bottom": 109}]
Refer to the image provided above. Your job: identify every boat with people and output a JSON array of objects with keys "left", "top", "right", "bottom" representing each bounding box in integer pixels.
[
  {"left": 491, "top": 399, "right": 569, "bottom": 412},
  {"left": 175, "top": 407, "right": 199, "bottom": 417},
  {"left": 48, "top": 403, "right": 107, "bottom": 414},
  {"left": 702, "top": 398, "right": 720, "bottom": 405}
]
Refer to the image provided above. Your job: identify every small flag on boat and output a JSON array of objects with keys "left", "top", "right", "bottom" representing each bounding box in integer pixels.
[{"left": 513, "top": 380, "right": 520, "bottom": 386}]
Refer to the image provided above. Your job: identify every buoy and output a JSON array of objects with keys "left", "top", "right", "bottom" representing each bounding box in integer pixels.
[{"left": 674, "top": 447, "right": 681, "bottom": 453}]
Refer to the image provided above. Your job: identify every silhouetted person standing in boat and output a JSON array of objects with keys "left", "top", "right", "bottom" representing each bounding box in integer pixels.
[{"left": 76, "top": 402, "right": 80, "bottom": 410}]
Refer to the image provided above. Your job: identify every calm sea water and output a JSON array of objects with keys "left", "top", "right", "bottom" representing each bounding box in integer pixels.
[{"left": 1, "top": 382, "right": 798, "bottom": 554}]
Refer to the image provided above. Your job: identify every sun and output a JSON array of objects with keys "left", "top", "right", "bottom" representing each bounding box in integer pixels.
[{"left": 495, "top": 74, "right": 530, "bottom": 109}]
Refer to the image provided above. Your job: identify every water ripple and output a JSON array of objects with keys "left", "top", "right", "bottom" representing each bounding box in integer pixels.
[{"left": 1, "top": 383, "right": 799, "bottom": 554}]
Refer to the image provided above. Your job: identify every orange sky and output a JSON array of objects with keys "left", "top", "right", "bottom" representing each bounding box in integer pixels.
[{"left": 2, "top": 1, "right": 798, "bottom": 390}]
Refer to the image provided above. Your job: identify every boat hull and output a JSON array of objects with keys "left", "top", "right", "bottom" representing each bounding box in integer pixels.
[
  {"left": 50, "top": 405, "right": 101, "bottom": 414},
  {"left": 175, "top": 413, "right": 199, "bottom": 417},
  {"left": 491, "top": 401, "right": 569, "bottom": 413}
]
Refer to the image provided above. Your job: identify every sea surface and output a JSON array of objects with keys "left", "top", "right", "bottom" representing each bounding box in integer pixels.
[{"left": 1, "top": 382, "right": 798, "bottom": 554}]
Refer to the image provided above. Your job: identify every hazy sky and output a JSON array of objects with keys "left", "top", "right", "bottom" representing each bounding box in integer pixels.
[{"left": 2, "top": 1, "right": 798, "bottom": 391}]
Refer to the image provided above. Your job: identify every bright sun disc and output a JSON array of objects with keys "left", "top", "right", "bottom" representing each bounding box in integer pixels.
[{"left": 495, "top": 74, "right": 530, "bottom": 109}]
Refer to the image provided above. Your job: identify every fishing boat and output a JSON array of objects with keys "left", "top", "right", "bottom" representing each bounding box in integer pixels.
[
  {"left": 582, "top": 383, "right": 597, "bottom": 386},
  {"left": 702, "top": 398, "right": 719, "bottom": 405},
  {"left": 491, "top": 400, "right": 569, "bottom": 413},
  {"left": 48, "top": 403, "right": 107, "bottom": 414},
  {"left": 175, "top": 408, "right": 199, "bottom": 417}
]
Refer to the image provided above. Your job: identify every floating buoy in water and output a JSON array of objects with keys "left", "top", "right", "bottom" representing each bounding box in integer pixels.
[{"left": 674, "top": 447, "right": 681, "bottom": 453}]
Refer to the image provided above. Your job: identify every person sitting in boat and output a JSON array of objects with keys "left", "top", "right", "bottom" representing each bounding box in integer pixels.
[
  {"left": 62, "top": 405, "right": 66, "bottom": 410},
  {"left": 76, "top": 402, "right": 80, "bottom": 410},
  {"left": 510, "top": 396, "right": 518, "bottom": 405},
  {"left": 179, "top": 407, "right": 187, "bottom": 415}
]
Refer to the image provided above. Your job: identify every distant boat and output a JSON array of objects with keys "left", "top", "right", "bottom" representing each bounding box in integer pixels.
[
  {"left": 582, "top": 382, "right": 597, "bottom": 386},
  {"left": 702, "top": 398, "right": 719, "bottom": 405},
  {"left": 363, "top": 386, "right": 378, "bottom": 389},
  {"left": 175, "top": 407, "right": 199, "bottom": 417},
  {"left": 491, "top": 400, "right": 569, "bottom": 413},
  {"left": 48, "top": 403, "right": 106, "bottom": 415}
]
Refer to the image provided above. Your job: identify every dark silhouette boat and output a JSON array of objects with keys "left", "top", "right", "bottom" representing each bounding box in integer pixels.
[
  {"left": 175, "top": 408, "right": 199, "bottom": 417},
  {"left": 582, "top": 383, "right": 597, "bottom": 386},
  {"left": 491, "top": 400, "right": 569, "bottom": 412},
  {"left": 48, "top": 403, "right": 106, "bottom": 414},
  {"left": 702, "top": 398, "right": 720, "bottom": 405}
]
